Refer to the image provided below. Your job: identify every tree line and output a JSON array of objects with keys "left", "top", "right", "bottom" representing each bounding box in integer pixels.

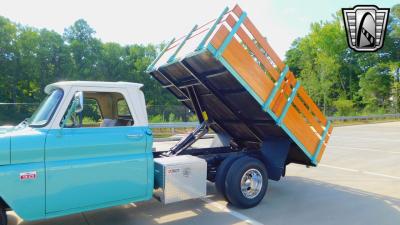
[
  {"left": 0, "top": 4, "right": 399, "bottom": 124},
  {"left": 0, "top": 18, "right": 182, "bottom": 124},
  {"left": 285, "top": 4, "right": 400, "bottom": 116}
]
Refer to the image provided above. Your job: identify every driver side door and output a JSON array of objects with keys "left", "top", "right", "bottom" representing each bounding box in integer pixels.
[{"left": 45, "top": 88, "right": 151, "bottom": 213}]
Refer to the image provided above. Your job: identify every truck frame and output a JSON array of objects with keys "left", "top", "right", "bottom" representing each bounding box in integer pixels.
[{"left": 0, "top": 5, "right": 332, "bottom": 225}]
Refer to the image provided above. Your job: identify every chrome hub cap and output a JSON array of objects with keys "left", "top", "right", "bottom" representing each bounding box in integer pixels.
[{"left": 240, "top": 168, "right": 263, "bottom": 199}]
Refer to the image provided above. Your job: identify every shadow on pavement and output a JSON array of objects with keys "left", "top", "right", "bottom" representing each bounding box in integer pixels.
[{"left": 8, "top": 176, "right": 400, "bottom": 225}]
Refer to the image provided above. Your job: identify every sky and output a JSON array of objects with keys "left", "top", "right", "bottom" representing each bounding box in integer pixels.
[{"left": 0, "top": 0, "right": 397, "bottom": 59}]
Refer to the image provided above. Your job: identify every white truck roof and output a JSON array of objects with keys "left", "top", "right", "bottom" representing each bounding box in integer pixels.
[
  {"left": 45, "top": 81, "right": 143, "bottom": 94},
  {"left": 44, "top": 81, "right": 149, "bottom": 128}
]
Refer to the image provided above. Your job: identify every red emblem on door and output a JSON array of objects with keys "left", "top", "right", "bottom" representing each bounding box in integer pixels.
[{"left": 20, "top": 171, "right": 37, "bottom": 180}]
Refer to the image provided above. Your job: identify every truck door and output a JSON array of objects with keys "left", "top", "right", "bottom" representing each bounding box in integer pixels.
[{"left": 45, "top": 89, "right": 151, "bottom": 213}]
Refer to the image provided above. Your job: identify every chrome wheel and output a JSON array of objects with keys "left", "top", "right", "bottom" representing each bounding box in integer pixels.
[{"left": 240, "top": 168, "right": 263, "bottom": 199}]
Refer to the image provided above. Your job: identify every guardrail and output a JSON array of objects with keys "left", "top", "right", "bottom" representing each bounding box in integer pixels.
[
  {"left": 327, "top": 114, "right": 400, "bottom": 122},
  {"left": 150, "top": 114, "right": 400, "bottom": 129}
]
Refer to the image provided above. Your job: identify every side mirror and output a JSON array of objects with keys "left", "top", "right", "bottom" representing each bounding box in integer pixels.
[
  {"left": 60, "top": 91, "right": 84, "bottom": 129},
  {"left": 74, "top": 91, "right": 84, "bottom": 113}
]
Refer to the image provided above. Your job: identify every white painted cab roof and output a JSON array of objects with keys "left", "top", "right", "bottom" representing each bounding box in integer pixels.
[{"left": 45, "top": 81, "right": 143, "bottom": 94}]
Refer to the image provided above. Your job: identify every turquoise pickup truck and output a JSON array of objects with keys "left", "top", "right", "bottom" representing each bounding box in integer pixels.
[
  {"left": 0, "top": 80, "right": 288, "bottom": 225},
  {"left": 0, "top": 82, "right": 155, "bottom": 224},
  {"left": 0, "top": 5, "right": 332, "bottom": 225}
]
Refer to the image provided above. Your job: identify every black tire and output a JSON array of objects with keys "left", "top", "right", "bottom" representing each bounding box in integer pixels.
[
  {"left": 215, "top": 155, "right": 241, "bottom": 200},
  {"left": 225, "top": 156, "right": 268, "bottom": 209},
  {"left": 0, "top": 208, "right": 7, "bottom": 225}
]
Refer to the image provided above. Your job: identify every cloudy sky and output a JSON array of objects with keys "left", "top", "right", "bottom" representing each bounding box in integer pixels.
[{"left": 0, "top": 0, "right": 397, "bottom": 58}]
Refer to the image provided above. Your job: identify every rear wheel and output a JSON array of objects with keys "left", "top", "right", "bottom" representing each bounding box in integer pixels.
[
  {"left": 215, "top": 155, "right": 241, "bottom": 200},
  {"left": 0, "top": 208, "right": 7, "bottom": 225},
  {"left": 225, "top": 156, "right": 268, "bottom": 208}
]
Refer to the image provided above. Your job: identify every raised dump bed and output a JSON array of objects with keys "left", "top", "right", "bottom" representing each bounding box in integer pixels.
[{"left": 147, "top": 5, "right": 332, "bottom": 166}]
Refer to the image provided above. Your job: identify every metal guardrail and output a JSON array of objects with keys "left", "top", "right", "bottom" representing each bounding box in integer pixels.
[
  {"left": 150, "top": 114, "right": 400, "bottom": 129},
  {"left": 327, "top": 114, "right": 400, "bottom": 121},
  {"left": 149, "top": 122, "right": 198, "bottom": 129}
]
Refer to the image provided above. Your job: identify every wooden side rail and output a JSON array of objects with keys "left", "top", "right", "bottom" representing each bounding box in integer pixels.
[
  {"left": 147, "top": 4, "right": 332, "bottom": 164},
  {"left": 147, "top": 7, "right": 231, "bottom": 71},
  {"left": 208, "top": 5, "right": 331, "bottom": 163}
]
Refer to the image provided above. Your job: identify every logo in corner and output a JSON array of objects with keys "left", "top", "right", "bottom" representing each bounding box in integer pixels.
[{"left": 342, "top": 5, "right": 390, "bottom": 52}]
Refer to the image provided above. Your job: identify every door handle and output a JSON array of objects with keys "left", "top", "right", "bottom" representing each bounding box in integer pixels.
[{"left": 127, "top": 134, "right": 144, "bottom": 139}]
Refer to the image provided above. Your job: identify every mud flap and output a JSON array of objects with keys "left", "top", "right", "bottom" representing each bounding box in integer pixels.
[{"left": 260, "top": 138, "right": 291, "bottom": 181}]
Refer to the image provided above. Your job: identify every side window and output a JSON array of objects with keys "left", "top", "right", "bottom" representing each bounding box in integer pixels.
[
  {"left": 117, "top": 99, "right": 131, "bottom": 117},
  {"left": 61, "top": 97, "right": 102, "bottom": 128},
  {"left": 115, "top": 98, "right": 134, "bottom": 126},
  {"left": 81, "top": 98, "right": 102, "bottom": 127},
  {"left": 61, "top": 91, "right": 134, "bottom": 128}
]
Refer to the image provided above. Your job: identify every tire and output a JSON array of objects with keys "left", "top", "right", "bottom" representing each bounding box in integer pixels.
[
  {"left": 215, "top": 155, "right": 241, "bottom": 200},
  {"left": 225, "top": 156, "right": 268, "bottom": 209},
  {"left": 0, "top": 208, "right": 7, "bottom": 225}
]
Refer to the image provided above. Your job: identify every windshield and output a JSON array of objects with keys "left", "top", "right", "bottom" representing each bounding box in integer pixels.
[{"left": 29, "top": 89, "right": 63, "bottom": 127}]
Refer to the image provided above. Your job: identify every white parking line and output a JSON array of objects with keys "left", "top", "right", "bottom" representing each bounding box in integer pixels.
[
  {"left": 319, "top": 164, "right": 358, "bottom": 172},
  {"left": 319, "top": 164, "right": 400, "bottom": 180},
  {"left": 201, "top": 197, "right": 264, "bottom": 225},
  {"left": 328, "top": 145, "right": 400, "bottom": 154}
]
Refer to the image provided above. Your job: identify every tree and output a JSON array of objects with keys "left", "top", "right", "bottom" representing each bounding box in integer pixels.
[
  {"left": 359, "top": 64, "right": 393, "bottom": 112},
  {"left": 63, "top": 19, "right": 102, "bottom": 80},
  {"left": 285, "top": 5, "right": 400, "bottom": 116}
]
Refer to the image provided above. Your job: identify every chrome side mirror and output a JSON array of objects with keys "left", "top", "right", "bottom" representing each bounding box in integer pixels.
[
  {"left": 60, "top": 91, "right": 84, "bottom": 129},
  {"left": 74, "top": 91, "right": 84, "bottom": 113}
]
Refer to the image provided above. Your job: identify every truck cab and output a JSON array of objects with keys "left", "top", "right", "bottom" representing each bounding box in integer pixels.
[{"left": 0, "top": 81, "right": 154, "bottom": 222}]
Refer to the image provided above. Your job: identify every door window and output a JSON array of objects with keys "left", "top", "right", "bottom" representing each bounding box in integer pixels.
[{"left": 61, "top": 91, "right": 134, "bottom": 128}]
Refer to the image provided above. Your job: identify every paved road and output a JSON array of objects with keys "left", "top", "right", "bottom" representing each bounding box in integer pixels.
[{"left": 8, "top": 122, "right": 400, "bottom": 225}]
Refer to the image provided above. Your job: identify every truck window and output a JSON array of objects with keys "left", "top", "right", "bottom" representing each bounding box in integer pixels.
[
  {"left": 81, "top": 98, "right": 102, "bottom": 127},
  {"left": 30, "top": 88, "right": 63, "bottom": 127},
  {"left": 117, "top": 99, "right": 131, "bottom": 117},
  {"left": 61, "top": 91, "right": 134, "bottom": 128}
]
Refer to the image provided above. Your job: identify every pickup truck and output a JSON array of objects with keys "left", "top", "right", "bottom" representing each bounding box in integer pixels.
[{"left": 0, "top": 5, "right": 332, "bottom": 225}]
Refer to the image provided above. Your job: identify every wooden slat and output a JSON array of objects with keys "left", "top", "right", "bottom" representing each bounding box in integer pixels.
[
  {"left": 286, "top": 71, "right": 297, "bottom": 86},
  {"left": 293, "top": 96, "right": 324, "bottom": 135},
  {"left": 316, "top": 126, "right": 333, "bottom": 162},
  {"left": 283, "top": 106, "right": 319, "bottom": 154},
  {"left": 298, "top": 86, "right": 327, "bottom": 125},
  {"left": 271, "top": 81, "right": 290, "bottom": 116},
  {"left": 271, "top": 75, "right": 324, "bottom": 136},
  {"left": 210, "top": 25, "right": 274, "bottom": 102},
  {"left": 232, "top": 5, "right": 285, "bottom": 71},
  {"left": 270, "top": 71, "right": 296, "bottom": 116},
  {"left": 225, "top": 15, "right": 280, "bottom": 80},
  {"left": 317, "top": 126, "right": 333, "bottom": 162}
]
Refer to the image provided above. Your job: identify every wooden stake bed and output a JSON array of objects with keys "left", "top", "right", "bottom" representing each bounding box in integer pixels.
[{"left": 147, "top": 5, "right": 332, "bottom": 166}]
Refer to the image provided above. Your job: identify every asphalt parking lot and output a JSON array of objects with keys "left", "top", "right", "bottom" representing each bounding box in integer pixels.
[{"left": 8, "top": 122, "right": 400, "bottom": 225}]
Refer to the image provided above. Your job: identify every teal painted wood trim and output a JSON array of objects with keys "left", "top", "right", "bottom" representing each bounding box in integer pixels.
[
  {"left": 196, "top": 6, "right": 229, "bottom": 51},
  {"left": 207, "top": 44, "right": 314, "bottom": 164},
  {"left": 262, "top": 65, "right": 289, "bottom": 111},
  {"left": 215, "top": 12, "right": 247, "bottom": 58},
  {"left": 146, "top": 38, "right": 175, "bottom": 72},
  {"left": 281, "top": 122, "right": 313, "bottom": 159},
  {"left": 168, "top": 25, "right": 198, "bottom": 63},
  {"left": 276, "top": 81, "right": 300, "bottom": 126},
  {"left": 311, "top": 121, "right": 331, "bottom": 164}
]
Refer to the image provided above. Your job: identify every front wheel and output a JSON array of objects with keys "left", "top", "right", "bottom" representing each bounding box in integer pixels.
[
  {"left": 0, "top": 208, "right": 7, "bottom": 225},
  {"left": 225, "top": 156, "right": 268, "bottom": 208}
]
